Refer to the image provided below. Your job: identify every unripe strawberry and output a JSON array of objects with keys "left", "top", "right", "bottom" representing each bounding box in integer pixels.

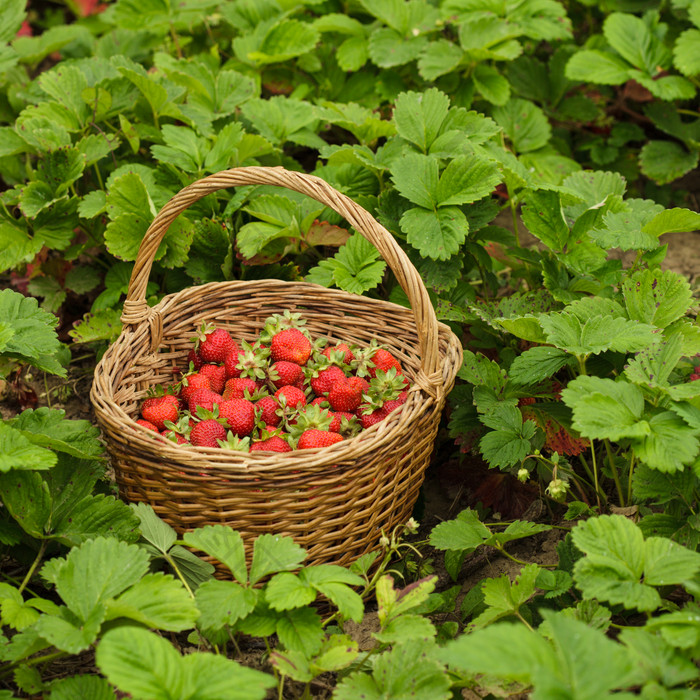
[
  {"left": 190, "top": 419, "right": 226, "bottom": 447},
  {"left": 328, "top": 376, "right": 369, "bottom": 412},
  {"left": 222, "top": 377, "right": 259, "bottom": 400},
  {"left": 141, "top": 394, "right": 179, "bottom": 431},
  {"left": 297, "top": 429, "right": 344, "bottom": 449},
  {"left": 199, "top": 364, "right": 226, "bottom": 394},
  {"left": 199, "top": 328, "right": 235, "bottom": 363},
  {"left": 310, "top": 365, "right": 346, "bottom": 396},
  {"left": 218, "top": 399, "right": 256, "bottom": 436},
  {"left": 188, "top": 388, "right": 223, "bottom": 414},
  {"left": 270, "top": 361, "right": 303, "bottom": 389},
  {"left": 255, "top": 396, "right": 281, "bottom": 426},
  {"left": 271, "top": 328, "right": 312, "bottom": 365},
  {"left": 275, "top": 385, "right": 307, "bottom": 409},
  {"left": 136, "top": 418, "right": 159, "bottom": 432},
  {"left": 180, "top": 373, "right": 211, "bottom": 402}
]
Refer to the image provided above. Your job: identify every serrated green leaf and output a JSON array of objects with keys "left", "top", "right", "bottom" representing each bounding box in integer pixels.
[
  {"left": 418, "top": 39, "right": 464, "bottom": 81},
  {"left": 458, "top": 349, "right": 507, "bottom": 390},
  {"left": 480, "top": 422, "right": 535, "bottom": 468},
  {"left": 631, "top": 411, "right": 699, "bottom": 473},
  {"left": 391, "top": 153, "right": 438, "bottom": 208},
  {"left": 625, "top": 334, "right": 682, "bottom": 388},
  {"left": 473, "top": 63, "right": 510, "bottom": 105},
  {"left": 374, "top": 614, "right": 436, "bottom": 644},
  {"left": 276, "top": 607, "right": 323, "bottom": 656},
  {"left": 35, "top": 606, "right": 105, "bottom": 654},
  {"left": 129, "top": 502, "right": 177, "bottom": 554},
  {"left": 674, "top": 28, "right": 700, "bottom": 76},
  {"left": 400, "top": 206, "right": 468, "bottom": 261},
  {"left": 488, "top": 521, "right": 552, "bottom": 547},
  {"left": 194, "top": 579, "right": 258, "bottom": 630},
  {"left": 249, "top": 533, "right": 306, "bottom": 585},
  {"left": 266, "top": 572, "right": 316, "bottom": 611},
  {"left": 643, "top": 208, "right": 700, "bottom": 238},
  {"left": 521, "top": 189, "right": 569, "bottom": 251},
  {"left": 623, "top": 268, "right": 693, "bottom": 329},
  {"left": 0, "top": 0, "right": 25, "bottom": 43},
  {"left": 313, "top": 581, "right": 364, "bottom": 622},
  {"left": 247, "top": 19, "right": 320, "bottom": 64},
  {"left": 436, "top": 155, "right": 501, "bottom": 206},
  {"left": 393, "top": 88, "right": 450, "bottom": 153},
  {"left": 562, "top": 170, "right": 627, "bottom": 212},
  {"left": 589, "top": 197, "right": 664, "bottom": 251},
  {"left": 429, "top": 508, "right": 491, "bottom": 551},
  {"left": 604, "top": 13, "right": 669, "bottom": 74},
  {"left": 48, "top": 674, "right": 117, "bottom": 700},
  {"left": 565, "top": 49, "right": 632, "bottom": 85},
  {"left": 184, "top": 525, "right": 247, "bottom": 585},
  {"left": 640, "top": 141, "right": 699, "bottom": 186},
  {"left": 0, "top": 470, "right": 51, "bottom": 536},
  {"left": 493, "top": 98, "right": 551, "bottom": 153},
  {"left": 0, "top": 424, "right": 57, "bottom": 473},
  {"left": 368, "top": 27, "right": 427, "bottom": 68},
  {"left": 509, "top": 346, "right": 571, "bottom": 386}
]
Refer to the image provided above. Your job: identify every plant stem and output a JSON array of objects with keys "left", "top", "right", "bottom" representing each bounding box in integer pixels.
[
  {"left": 19, "top": 540, "right": 48, "bottom": 594},
  {"left": 589, "top": 440, "right": 602, "bottom": 511},
  {"left": 164, "top": 552, "right": 195, "bottom": 599},
  {"left": 627, "top": 452, "right": 635, "bottom": 505},
  {"left": 495, "top": 545, "right": 556, "bottom": 568},
  {"left": 604, "top": 439, "right": 625, "bottom": 507}
]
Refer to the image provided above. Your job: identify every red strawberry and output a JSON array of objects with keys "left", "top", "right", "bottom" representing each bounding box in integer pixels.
[
  {"left": 180, "top": 373, "right": 212, "bottom": 402},
  {"left": 188, "top": 388, "right": 223, "bottom": 414},
  {"left": 271, "top": 328, "right": 312, "bottom": 365},
  {"left": 370, "top": 348, "right": 403, "bottom": 377},
  {"left": 223, "top": 348, "right": 243, "bottom": 380},
  {"left": 218, "top": 399, "right": 256, "bottom": 436},
  {"left": 359, "top": 407, "right": 389, "bottom": 430},
  {"left": 199, "top": 364, "right": 226, "bottom": 394},
  {"left": 329, "top": 411, "right": 355, "bottom": 432},
  {"left": 136, "top": 418, "right": 159, "bottom": 432},
  {"left": 187, "top": 348, "right": 204, "bottom": 371},
  {"left": 141, "top": 394, "right": 179, "bottom": 431},
  {"left": 222, "top": 377, "right": 259, "bottom": 400},
  {"left": 310, "top": 365, "right": 346, "bottom": 396},
  {"left": 270, "top": 361, "right": 303, "bottom": 389},
  {"left": 297, "top": 429, "right": 344, "bottom": 449},
  {"left": 328, "top": 376, "right": 369, "bottom": 412},
  {"left": 383, "top": 391, "right": 408, "bottom": 414},
  {"left": 275, "top": 385, "right": 307, "bottom": 409},
  {"left": 250, "top": 435, "right": 292, "bottom": 453},
  {"left": 161, "top": 429, "right": 188, "bottom": 444},
  {"left": 311, "top": 396, "right": 329, "bottom": 407},
  {"left": 322, "top": 343, "right": 355, "bottom": 365},
  {"left": 197, "top": 327, "right": 235, "bottom": 363},
  {"left": 255, "top": 396, "right": 281, "bottom": 426},
  {"left": 190, "top": 419, "right": 226, "bottom": 447}
]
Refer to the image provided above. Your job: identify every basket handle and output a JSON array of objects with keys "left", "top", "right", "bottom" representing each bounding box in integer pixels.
[{"left": 122, "top": 166, "right": 443, "bottom": 394}]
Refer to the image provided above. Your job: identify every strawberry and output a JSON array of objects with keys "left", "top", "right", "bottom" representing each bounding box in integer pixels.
[
  {"left": 136, "top": 418, "right": 159, "bottom": 432},
  {"left": 359, "top": 407, "right": 389, "bottom": 430},
  {"left": 187, "top": 348, "right": 204, "bottom": 371},
  {"left": 275, "top": 385, "right": 307, "bottom": 409},
  {"left": 179, "top": 373, "right": 212, "bottom": 402},
  {"left": 271, "top": 328, "right": 312, "bottom": 365},
  {"left": 309, "top": 365, "right": 346, "bottom": 396},
  {"left": 223, "top": 377, "right": 260, "bottom": 400},
  {"left": 188, "top": 388, "right": 223, "bottom": 415},
  {"left": 141, "top": 394, "right": 179, "bottom": 431},
  {"left": 297, "top": 429, "right": 344, "bottom": 449},
  {"left": 161, "top": 430, "right": 188, "bottom": 444},
  {"left": 329, "top": 410, "right": 356, "bottom": 433},
  {"left": 250, "top": 435, "right": 292, "bottom": 453},
  {"left": 217, "top": 433, "right": 251, "bottom": 451},
  {"left": 255, "top": 395, "right": 281, "bottom": 426},
  {"left": 369, "top": 348, "right": 403, "bottom": 377},
  {"left": 195, "top": 325, "right": 235, "bottom": 363},
  {"left": 322, "top": 342, "right": 355, "bottom": 365},
  {"left": 199, "top": 363, "right": 226, "bottom": 394},
  {"left": 190, "top": 419, "right": 226, "bottom": 447},
  {"left": 218, "top": 398, "right": 256, "bottom": 436},
  {"left": 383, "top": 391, "right": 408, "bottom": 414},
  {"left": 269, "top": 360, "right": 303, "bottom": 389},
  {"left": 328, "top": 376, "right": 369, "bottom": 412},
  {"left": 223, "top": 348, "right": 243, "bottom": 380}
]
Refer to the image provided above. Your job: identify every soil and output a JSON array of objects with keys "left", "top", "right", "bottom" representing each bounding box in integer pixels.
[{"left": 1, "top": 222, "right": 699, "bottom": 699}]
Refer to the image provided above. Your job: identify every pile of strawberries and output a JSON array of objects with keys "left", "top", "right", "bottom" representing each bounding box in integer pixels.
[{"left": 134, "top": 312, "right": 409, "bottom": 451}]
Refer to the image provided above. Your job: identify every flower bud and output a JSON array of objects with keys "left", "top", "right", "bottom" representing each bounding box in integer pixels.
[{"left": 517, "top": 468, "right": 529, "bottom": 483}]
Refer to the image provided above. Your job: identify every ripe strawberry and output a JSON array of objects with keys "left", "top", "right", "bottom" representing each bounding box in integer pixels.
[
  {"left": 328, "top": 376, "right": 369, "bottom": 412},
  {"left": 275, "top": 385, "right": 307, "bottom": 409},
  {"left": 223, "top": 348, "right": 243, "bottom": 380},
  {"left": 309, "top": 365, "right": 346, "bottom": 396},
  {"left": 250, "top": 435, "right": 292, "bottom": 453},
  {"left": 255, "top": 396, "right": 281, "bottom": 426},
  {"left": 218, "top": 399, "right": 256, "bottom": 436},
  {"left": 190, "top": 419, "right": 226, "bottom": 447},
  {"left": 222, "top": 377, "right": 260, "bottom": 400},
  {"left": 297, "top": 429, "right": 344, "bottom": 449},
  {"left": 383, "top": 391, "right": 408, "bottom": 414},
  {"left": 188, "top": 388, "right": 223, "bottom": 414},
  {"left": 136, "top": 418, "right": 159, "bottom": 432},
  {"left": 187, "top": 348, "right": 204, "bottom": 371},
  {"left": 199, "top": 364, "right": 226, "bottom": 394},
  {"left": 329, "top": 411, "right": 355, "bottom": 433},
  {"left": 359, "top": 407, "right": 389, "bottom": 430},
  {"left": 271, "top": 328, "right": 312, "bottom": 365},
  {"left": 322, "top": 342, "right": 355, "bottom": 365},
  {"left": 179, "top": 373, "right": 211, "bottom": 402},
  {"left": 161, "top": 430, "right": 188, "bottom": 444},
  {"left": 370, "top": 348, "right": 403, "bottom": 377},
  {"left": 270, "top": 361, "right": 303, "bottom": 389},
  {"left": 197, "top": 326, "right": 235, "bottom": 363},
  {"left": 141, "top": 394, "right": 179, "bottom": 431}
]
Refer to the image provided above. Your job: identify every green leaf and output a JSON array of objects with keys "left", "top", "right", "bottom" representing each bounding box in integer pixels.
[
  {"left": 249, "top": 533, "right": 306, "bottom": 585},
  {"left": 8, "top": 408, "right": 103, "bottom": 460},
  {"left": 604, "top": 13, "right": 669, "bottom": 74},
  {"left": 590, "top": 197, "right": 665, "bottom": 251},
  {"left": 266, "top": 572, "right": 316, "bottom": 611},
  {"left": 45, "top": 537, "right": 149, "bottom": 622},
  {"left": 393, "top": 88, "right": 450, "bottom": 153},
  {"left": 458, "top": 349, "right": 507, "bottom": 391},
  {"left": 429, "top": 508, "right": 491, "bottom": 551},
  {"left": 246, "top": 19, "right": 320, "bottom": 65},
  {"left": 561, "top": 376, "right": 649, "bottom": 441},
  {"left": 640, "top": 141, "right": 699, "bottom": 186},
  {"left": 35, "top": 606, "right": 105, "bottom": 654},
  {"left": 509, "top": 346, "right": 571, "bottom": 386},
  {"left": 0, "top": 0, "right": 26, "bottom": 43},
  {"left": 129, "top": 503, "right": 176, "bottom": 555},
  {"left": 488, "top": 521, "right": 552, "bottom": 547},
  {"left": 194, "top": 580, "right": 258, "bottom": 630},
  {"left": 96, "top": 626, "right": 274, "bottom": 700},
  {"left": 624, "top": 334, "right": 683, "bottom": 388},
  {"left": 674, "top": 28, "right": 700, "bottom": 76},
  {"left": 480, "top": 409, "right": 536, "bottom": 468},
  {"left": 0, "top": 424, "right": 57, "bottom": 473},
  {"left": 19, "top": 182, "right": 62, "bottom": 219},
  {"left": 521, "top": 189, "right": 569, "bottom": 251},
  {"left": 631, "top": 412, "right": 699, "bottom": 473},
  {"left": 37, "top": 147, "right": 86, "bottom": 197},
  {"left": 337, "top": 36, "right": 369, "bottom": 71},
  {"left": 184, "top": 525, "right": 247, "bottom": 585},
  {"left": 368, "top": 27, "right": 427, "bottom": 68},
  {"left": 473, "top": 63, "right": 510, "bottom": 105},
  {"left": 48, "top": 675, "right": 117, "bottom": 700},
  {"left": 644, "top": 208, "right": 700, "bottom": 239},
  {"left": 69, "top": 308, "right": 122, "bottom": 345},
  {"left": 562, "top": 170, "right": 627, "bottom": 211},
  {"left": 400, "top": 206, "right": 468, "bottom": 261},
  {"left": 0, "top": 471, "right": 51, "bottom": 536},
  {"left": 418, "top": 39, "right": 464, "bottom": 81},
  {"left": 565, "top": 49, "right": 632, "bottom": 85},
  {"left": 78, "top": 191, "right": 107, "bottom": 219},
  {"left": 391, "top": 153, "right": 438, "bottom": 208},
  {"left": 623, "top": 268, "right": 693, "bottom": 329},
  {"left": 436, "top": 155, "right": 502, "bottom": 206},
  {"left": 493, "top": 98, "right": 551, "bottom": 153},
  {"left": 374, "top": 613, "right": 436, "bottom": 644},
  {"left": 276, "top": 607, "right": 323, "bottom": 656}
]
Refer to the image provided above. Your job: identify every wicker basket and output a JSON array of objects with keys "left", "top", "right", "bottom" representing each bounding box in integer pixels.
[{"left": 91, "top": 166, "right": 463, "bottom": 570}]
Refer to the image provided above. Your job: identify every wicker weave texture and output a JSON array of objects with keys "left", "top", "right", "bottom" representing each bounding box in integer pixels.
[{"left": 90, "top": 167, "right": 463, "bottom": 570}]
